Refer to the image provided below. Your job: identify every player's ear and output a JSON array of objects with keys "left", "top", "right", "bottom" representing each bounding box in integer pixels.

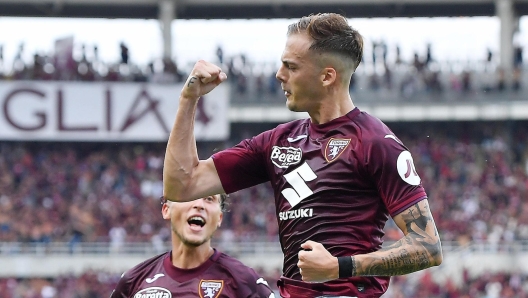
[
  {"left": 321, "top": 67, "right": 337, "bottom": 87},
  {"left": 217, "top": 212, "right": 223, "bottom": 228},
  {"left": 161, "top": 202, "right": 171, "bottom": 220}
]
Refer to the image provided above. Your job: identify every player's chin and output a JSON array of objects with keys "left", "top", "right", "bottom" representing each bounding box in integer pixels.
[
  {"left": 286, "top": 98, "right": 300, "bottom": 112},
  {"left": 182, "top": 236, "right": 208, "bottom": 247}
]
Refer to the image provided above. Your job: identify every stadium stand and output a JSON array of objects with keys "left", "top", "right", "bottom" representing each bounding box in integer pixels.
[
  {"left": 1, "top": 1, "right": 528, "bottom": 295},
  {"left": 0, "top": 119, "right": 527, "bottom": 296}
]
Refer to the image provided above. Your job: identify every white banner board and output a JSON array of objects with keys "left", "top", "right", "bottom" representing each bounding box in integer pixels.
[{"left": 0, "top": 81, "right": 229, "bottom": 141}]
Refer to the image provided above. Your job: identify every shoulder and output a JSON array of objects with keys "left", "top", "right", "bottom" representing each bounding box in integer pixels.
[
  {"left": 120, "top": 252, "right": 168, "bottom": 284},
  {"left": 111, "top": 252, "right": 168, "bottom": 297},
  {"left": 261, "top": 118, "right": 308, "bottom": 138},
  {"left": 217, "top": 252, "right": 257, "bottom": 274},
  {"left": 217, "top": 253, "right": 274, "bottom": 297},
  {"left": 216, "top": 253, "right": 262, "bottom": 283},
  {"left": 245, "top": 118, "right": 308, "bottom": 148},
  {"left": 354, "top": 110, "right": 394, "bottom": 142}
]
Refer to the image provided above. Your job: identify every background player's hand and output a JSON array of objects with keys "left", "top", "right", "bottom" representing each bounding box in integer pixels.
[
  {"left": 297, "top": 240, "right": 339, "bottom": 283},
  {"left": 181, "top": 60, "right": 227, "bottom": 100}
]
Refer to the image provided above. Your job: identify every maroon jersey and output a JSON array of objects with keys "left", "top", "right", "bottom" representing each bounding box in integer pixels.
[
  {"left": 110, "top": 249, "right": 274, "bottom": 298},
  {"left": 212, "top": 108, "right": 427, "bottom": 297}
]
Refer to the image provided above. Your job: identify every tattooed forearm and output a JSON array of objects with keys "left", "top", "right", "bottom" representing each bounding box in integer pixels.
[
  {"left": 187, "top": 76, "right": 197, "bottom": 87},
  {"left": 354, "top": 200, "right": 443, "bottom": 276}
]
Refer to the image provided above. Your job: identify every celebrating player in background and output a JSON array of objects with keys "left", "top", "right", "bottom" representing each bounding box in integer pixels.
[
  {"left": 110, "top": 194, "right": 274, "bottom": 298},
  {"left": 163, "top": 13, "right": 442, "bottom": 297}
]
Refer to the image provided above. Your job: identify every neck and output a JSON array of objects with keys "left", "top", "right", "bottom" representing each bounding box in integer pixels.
[
  {"left": 309, "top": 90, "right": 355, "bottom": 125},
  {"left": 171, "top": 241, "right": 214, "bottom": 269}
]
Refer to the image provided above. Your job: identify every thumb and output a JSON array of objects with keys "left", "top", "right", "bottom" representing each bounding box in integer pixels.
[
  {"left": 208, "top": 72, "right": 228, "bottom": 88},
  {"left": 301, "top": 240, "right": 317, "bottom": 250}
]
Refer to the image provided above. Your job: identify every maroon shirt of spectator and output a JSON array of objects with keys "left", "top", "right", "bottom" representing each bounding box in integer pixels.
[
  {"left": 213, "top": 108, "right": 426, "bottom": 297},
  {"left": 111, "top": 250, "right": 274, "bottom": 298}
]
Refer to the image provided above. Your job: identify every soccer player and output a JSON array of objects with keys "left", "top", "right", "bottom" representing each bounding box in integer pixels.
[
  {"left": 163, "top": 13, "right": 443, "bottom": 297},
  {"left": 110, "top": 194, "right": 275, "bottom": 298}
]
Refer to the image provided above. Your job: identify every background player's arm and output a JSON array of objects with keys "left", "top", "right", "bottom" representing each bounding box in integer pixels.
[
  {"left": 353, "top": 199, "right": 443, "bottom": 276},
  {"left": 163, "top": 60, "right": 227, "bottom": 202}
]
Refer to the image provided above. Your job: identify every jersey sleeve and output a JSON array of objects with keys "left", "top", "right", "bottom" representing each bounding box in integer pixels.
[
  {"left": 243, "top": 270, "right": 275, "bottom": 298},
  {"left": 212, "top": 131, "right": 271, "bottom": 194},
  {"left": 362, "top": 134, "right": 427, "bottom": 217},
  {"left": 109, "top": 271, "right": 132, "bottom": 298}
]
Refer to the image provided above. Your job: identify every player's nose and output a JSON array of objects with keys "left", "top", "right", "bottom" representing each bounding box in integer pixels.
[
  {"left": 276, "top": 65, "right": 286, "bottom": 83},
  {"left": 191, "top": 198, "right": 206, "bottom": 210}
]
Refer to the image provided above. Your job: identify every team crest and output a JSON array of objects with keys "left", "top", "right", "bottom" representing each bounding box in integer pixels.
[
  {"left": 324, "top": 138, "right": 351, "bottom": 162},
  {"left": 199, "top": 280, "right": 224, "bottom": 298}
]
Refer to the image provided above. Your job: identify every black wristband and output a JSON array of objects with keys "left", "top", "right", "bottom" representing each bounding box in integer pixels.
[{"left": 338, "top": 256, "right": 353, "bottom": 278}]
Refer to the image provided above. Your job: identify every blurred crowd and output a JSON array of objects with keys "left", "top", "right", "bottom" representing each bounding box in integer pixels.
[
  {"left": 2, "top": 122, "right": 527, "bottom": 247},
  {"left": 0, "top": 42, "right": 185, "bottom": 84},
  {"left": 0, "top": 120, "right": 526, "bottom": 297},
  {"left": 1, "top": 39, "right": 528, "bottom": 297},
  {"left": 1, "top": 268, "right": 528, "bottom": 297},
  {"left": 384, "top": 269, "right": 528, "bottom": 298},
  {"left": 0, "top": 41, "right": 525, "bottom": 103}
]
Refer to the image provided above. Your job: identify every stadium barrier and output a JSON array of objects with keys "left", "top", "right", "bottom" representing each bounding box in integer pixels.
[{"left": 1, "top": 240, "right": 528, "bottom": 284}]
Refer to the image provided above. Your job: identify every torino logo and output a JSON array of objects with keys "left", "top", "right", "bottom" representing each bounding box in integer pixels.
[
  {"left": 134, "top": 287, "right": 171, "bottom": 298},
  {"left": 270, "top": 146, "right": 302, "bottom": 168}
]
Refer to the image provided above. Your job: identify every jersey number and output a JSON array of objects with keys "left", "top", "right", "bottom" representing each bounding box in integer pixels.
[{"left": 281, "top": 162, "right": 317, "bottom": 207}]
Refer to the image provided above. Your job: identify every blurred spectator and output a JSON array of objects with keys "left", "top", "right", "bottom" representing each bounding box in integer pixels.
[
  {"left": 216, "top": 45, "right": 224, "bottom": 64},
  {"left": 425, "top": 43, "right": 433, "bottom": 66},
  {"left": 395, "top": 44, "right": 402, "bottom": 65},
  {"left": 514, "top": 44, "right": 523, "bottom": 69},
  {"left": 513, "top": 67, "right": 522, "bottom": 91},
  {"left": 461, "top": 70, "right": 472, "bottom": 93},
  {"left": 109, "top": 224, "right": 127, "bottom": 253},
  {"left": 120, "top": 42, "right": 129, "bottom": 64}
]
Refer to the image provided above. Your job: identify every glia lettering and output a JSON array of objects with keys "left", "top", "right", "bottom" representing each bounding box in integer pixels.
[{"left": 1, "top": 85, "right": 168, "bottom": 133}]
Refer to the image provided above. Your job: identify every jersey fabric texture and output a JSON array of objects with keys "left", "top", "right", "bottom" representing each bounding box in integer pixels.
[
  {"left": 110, "top": 249, "right": 274, "bottom": 298},
  {"left": 212, "top": 108, "right": 427, "bottom": 297}
]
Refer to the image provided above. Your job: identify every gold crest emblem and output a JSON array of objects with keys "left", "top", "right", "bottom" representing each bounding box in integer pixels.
[
  {"left": 324, "top": 138, "right": 351, "bottom": 162},
  {"left": 198, "top": 280, "right": 224, "bottom": 298}
]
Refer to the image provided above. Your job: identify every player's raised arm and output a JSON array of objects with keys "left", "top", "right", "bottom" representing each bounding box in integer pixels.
[{"left": 163, "top": 60, "right": 227, "bottom": 202}]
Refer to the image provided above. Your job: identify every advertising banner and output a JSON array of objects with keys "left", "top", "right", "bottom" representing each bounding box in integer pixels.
[{"left": 0, "top": 81, "right": 229, "bottom": 141}]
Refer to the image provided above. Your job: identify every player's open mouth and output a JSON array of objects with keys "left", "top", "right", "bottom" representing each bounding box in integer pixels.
[
  {"left": 187, "top": 216, "right": 206, "bottom": 228},
  {"left": 284, "top": 90, "right": 291, "bottom": 97}
]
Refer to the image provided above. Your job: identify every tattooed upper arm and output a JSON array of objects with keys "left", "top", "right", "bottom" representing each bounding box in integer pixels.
[
  {"left": 352, "top": 199, "right": 443, "bottom": 276},
  {"left": 393, "top": 200, "right": 437, "bottom": 239},
  {"left": 392, "top": 199, "right": 442, "bottom": 262}
]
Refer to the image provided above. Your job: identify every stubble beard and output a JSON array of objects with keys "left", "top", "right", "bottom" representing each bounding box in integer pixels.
[{"left": 172, "top": 223, "right": 212, "bottom": 247}]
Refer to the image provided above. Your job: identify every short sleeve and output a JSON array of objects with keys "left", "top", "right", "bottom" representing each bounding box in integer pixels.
[
  {"left": 212, "top": 131, "right": 271, "bottom": 194},
  {"left": 109, "top": 271, "right": 131, "bottom": 298},
  {"left": 363, "top": 135, "right": 427, "bottom": 216},
  {"left": 243, "top": 270, "right": 275, "bottom": 298}
]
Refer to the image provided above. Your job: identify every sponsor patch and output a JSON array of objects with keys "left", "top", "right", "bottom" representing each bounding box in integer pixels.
[
  {"left": 134, "top": 287, "right": 171, "bottom": 298},
  {"left": 396, "top": 151, "right": 421, "bottom": 185},
  {"left": 324, "top": 138, "right": 351, "bottom": 162},
  {"left": 199, "top": 280, "right": 224, "bottom": 298},
  {"left": 271, "top": 146, "right": 302, "bottom": 168}
]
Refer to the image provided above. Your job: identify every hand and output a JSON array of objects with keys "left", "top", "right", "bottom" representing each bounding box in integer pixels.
[
  {"left": 297, "top": 240, "right": 339, "bottom": 283},
  {"left": 181, "top": 60, "right": 227, "bottom": 100}
]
